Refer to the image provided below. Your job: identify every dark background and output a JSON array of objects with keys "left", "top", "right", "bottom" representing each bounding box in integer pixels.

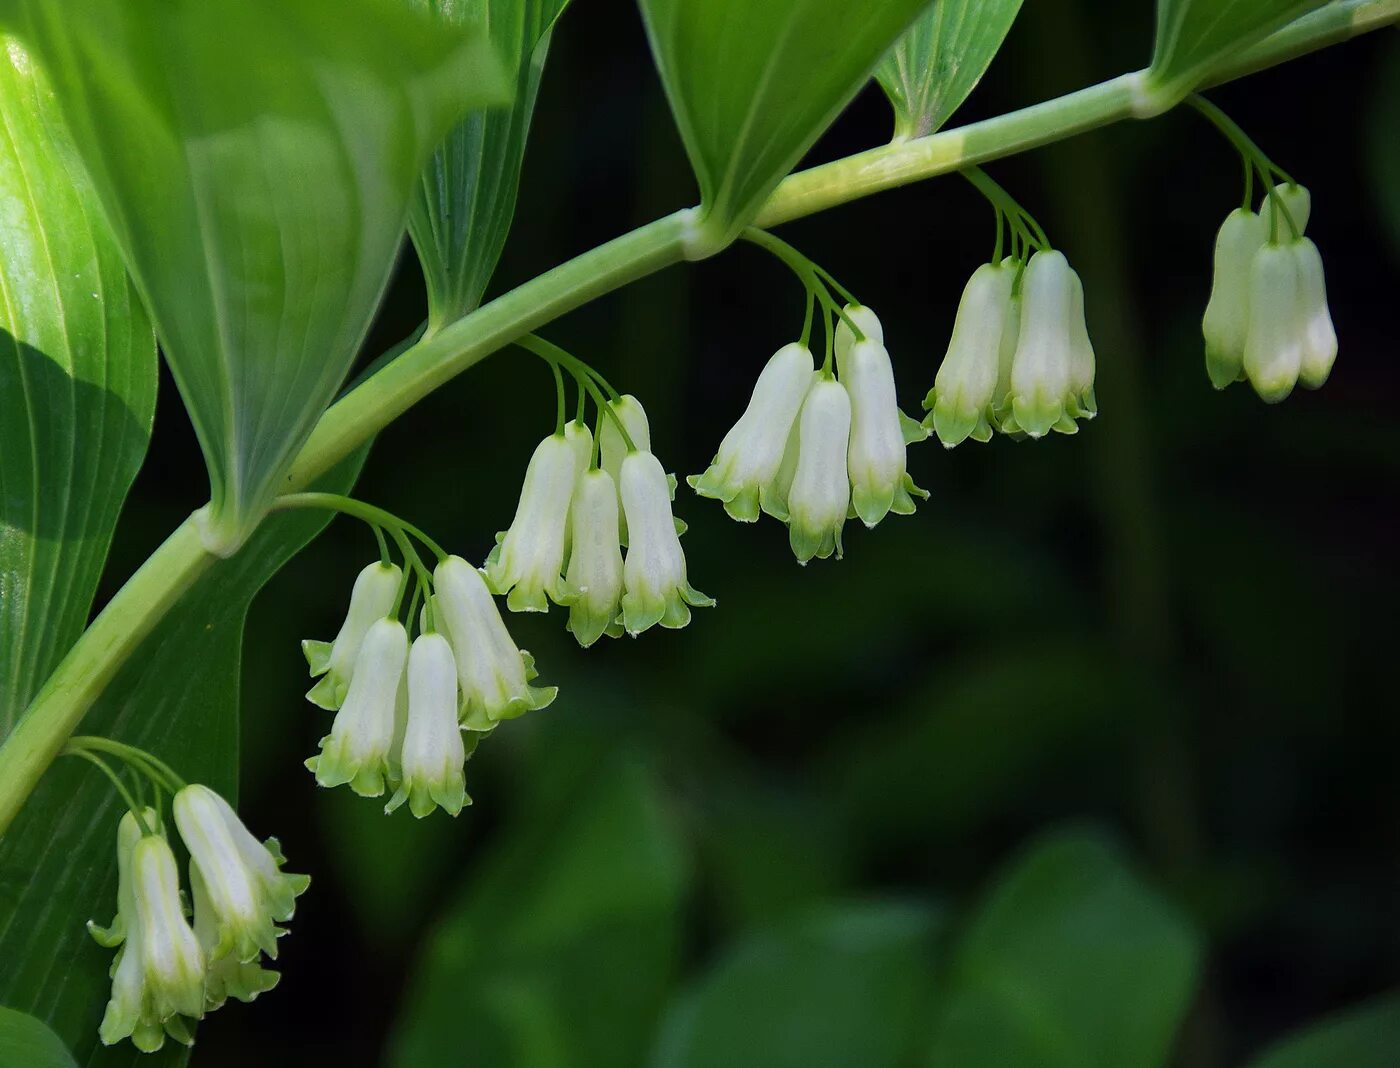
[{"left": 100, "top": 2, "right": 1400, "bottom": 1065}]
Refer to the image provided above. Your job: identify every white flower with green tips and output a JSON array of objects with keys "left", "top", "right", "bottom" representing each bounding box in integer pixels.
[
  {"left": 1203, "top": 207, "right": 1267, "bottom": 389},
  {"left": 1261, "top": 181, "right": 1310, "bottom": 238},
  {"left": 565, "top": 468, "right": 626, "bottom": 646},
  {"left": 131, "top": 834, "right": 205, "bottom": 1024},
  {"left": 1065, "top": 268, "right": 1097, "bottom": 420},
  {"left": 926, "top": 261, "right": 1017, "bottom": 447},
  {"left": 785, "top": 375, "right": 852, "bottom": 564},
  {"left": 1243, "top": 242, "right": 1304, "bottom": 402},
  {"left": 386, "top": 632, "right": 469, "bottom": 818},
  {"left": 834, "top": 303, "right": 884, "bottom": 380},
  {"left": 600, "top": 394, "right": 667, "bottom": 544},
  {"left": 485, "top": 422, "right": 589, "bottom": 612},
  {"left": 302, "top": 560, "right": 401, "bottom": 710},
  {"left": 306, "top": 617, "right": 408, "bottom": 796},
  {"left": 191, "top": 865, "right": 279, "bottom": 1011},
  {"left": 1293, "top": 237, "right": 1337, "bottom": 389},
  {"left": 434, "top": 555, "right": 556, "bottom": 730},
  {"left": 1006, "top": 249, "right": 1087, "bottom": 438},
  {"left": 172, "top": 784, "right": 308, "bottom": 965},
  {"left": 844, "top": 334, "right": 927, "bottom": 527},
  {"left": 689, "top": 342, "right": 813, "bottom": 521},
  {"left": 619, "top": 450, "right": 713, "bottom": 634}
]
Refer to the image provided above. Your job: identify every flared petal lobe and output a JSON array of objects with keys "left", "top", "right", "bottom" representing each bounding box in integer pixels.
[{"left": 302, "top": 560, "right": 401, "bottom": 710}]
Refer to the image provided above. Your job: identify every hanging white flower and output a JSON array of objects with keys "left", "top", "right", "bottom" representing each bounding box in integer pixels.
[
  {"left": 785, "top": 376, "right": 852, "bottom": 564},
  {"left": 1293, "top": 237, "right": 1337, "bottom": 390},
  {"left": 844, "top": 336, "right": 926, "bottom": 527},
  {"left": 386, "top": 632, "right": 469, "bottom": 818},
  {"left": 619, "top": 450, "right": 713, "bottom": 635},
  {"left": 131, "top": 834, "right": 205, "bottom": 1025},
  {"left": 1203, "top": 208, "right": 1267, "bottom": 389},
  {"left": 565, "top": 468, "right": 626, "bottom": 647},
  {"left": 485, "top": 424, "right": 588, "bottom": 612},
  {"left": 1260, "top": 181, "right": 1311, "bottom": 239},
  {"left": 434, "top": 555, "right": 556, "bottom": 729},
  {"left": 172, "top": 784, "right": 309, "bottom": 966},
  {"left": 190, "top": 864, "right": 279, "bottom": 1012},
  {"left": 689, "top": 342, "right": 814, "bottom": 521},
  {"left": 1006, "top": 250, "right": 1083, "bottom": 438},
  {"left": 926, "top": 261, "right": 1017, "bottom": 447},
  {"left": 302, "top": 560, "right": 401, "bottom": 710},
  {"left": 834, "top": 303, "right": 884, "bottom": 380},
  {"left": 1243, "top": 242, "right": 1304, "bottom": 403},
  {"left": 306, "top": 617, "right": 408, "bottom": 796},
  {"left": 599, "top": 394, "right": 665, "bottom": 545},
  {"left": 757, "top": 373, "right": 815, "bottom": 523},
  {"left": 1065, "top": 268, "right": 1097, "bottom": 420}
]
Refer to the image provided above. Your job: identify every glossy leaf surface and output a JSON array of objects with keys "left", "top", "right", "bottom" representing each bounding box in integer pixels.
[
  {"left": 410, "top": 0, "right": 570, "bottom": 325},
  {"left": 0, "top": 1007, "right": 78, "bottom": 1068},
  {"left": 637, "top": 0, "right": 931, "bottom": 246},
  {"left": 876, "top": 0, "right": 1024, "bottom": 139},
  {"left": 927, "top": 829, "right": 1202, "bottom": 1067},
  {"left": 0, "top": 37, "right": 156, "bottom": 734},
  {"left": 0, "top": 0, "right": 506, "bottom": 549}
]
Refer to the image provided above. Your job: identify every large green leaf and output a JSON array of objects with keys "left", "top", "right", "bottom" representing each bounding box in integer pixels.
[
  {"left": 0, "top": 0, "right": 506, "bottom": 550},
  {"left": 0, "top": 1006, "right": 77, "bottom": 1068},
  {"left": 389, "top": 753, "right": 688, "bottom": 1068},
  {"left": 1147, "top": 0, "right": 1328, "bottom": 103},
  {"left": 637, "top": 0, "right": 931, "bottom": 248},
  {"left": 875, "top": 0, "right": 1024, "bottom": 140},
  {"left": 409, "top": 0, "right": 571, "bottom": 326},
  {"left": 1246, "top": 993, "right": 1400, "bottom": 1068},
  {"left": 926, "top": 829, "right": 1202, "bottom": 1068},
  {"left": 0, "top": 459, "right": 361, "bottom": 1067},
  {"left": 654, "top": 901, "right": 942, "bottom": 1068},
  {"left": 0, "top": 37, "right": 155, "bottom": 734}
]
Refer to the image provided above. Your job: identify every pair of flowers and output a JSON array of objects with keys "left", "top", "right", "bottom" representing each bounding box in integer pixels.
[
  {"left": 1202, "top": 183, "right": 1336, "bottom": 401},
  {"left": 91, "top": 787, "right": 307, "bottom": 1052},
  {"left": 690, "top": 307, "right": 927, "bottom": 564},
  {"left": 486, "top": 401, "right": 711, "bottom": 645},
  {"left": 304, "top": 556, "right": 554, "bottom": 816},
  {"left": 925, "top": 248, "right": 1098, "bottom": 448}
]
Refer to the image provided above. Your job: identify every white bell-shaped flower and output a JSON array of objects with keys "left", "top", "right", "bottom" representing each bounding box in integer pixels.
[
  {"left": 1008, "top": 250, "right": 1082, "bottom": 438},
  {"left": 619, "top": 450, "right": 713, "bottom": 635},
  {"left": 1261, "top": 181, "right": 1311, "bottom": 239},
  {"left": 173, "top": 784, "right": 309, "bottom": 965},
  {"left": 1293, "top": 237, "right": 1337, "bottom": 390},
  {"left": 565, "top": 469, "right": 625, "bottom": 647},
  {"left": 485, "top": 424, "right": 587, "bottom": 612},
  {"left": 190, "top": 864, "right": 278, "bottom": 1012},
  {"left": 834, "top": 303, "right": 885, "bottom": 381},
  {"left": 302, "top": 561, "right": 401, "bottom": 710},
  {"left": 786, "top": 376, "right": 852, "bottom": 564},
  {"left": 434, "top": 555, "right": 556, "bottom": 729},
  {"left": 306, "top": 617, "right": 408, "bottom": 796},
  {"left": 95, "top": 809, "right": 182, "bottom": 1053},
  {"left": 599, "top": 394, "right": 662, "bottom": 545},
  {"left": 927, "top": 261, "right": 1017, "bottom": 447},
  {"left": 1243, "top": 242, "right": 1304, "bottom": 403},
  {"left": 1065, "top": 269, "right": 1097, "bottom": 419},
  {"left": 1203, "top": 208, "right": 1267, "bottom": 389},
  {"left": 844, "top": 336, "right": 926, "bottom": 527},
  {"left": 758, "top": 373, "right": 815, "bottom": 523},
  {"left": 131, "top": 834, "right": 205, "bottom": 1023},
  {"left": 386, "top": 632, "right": 468, "bottom": 818},
  {"left": 689, "top": 342, "right": 814, "bottom": 521}
]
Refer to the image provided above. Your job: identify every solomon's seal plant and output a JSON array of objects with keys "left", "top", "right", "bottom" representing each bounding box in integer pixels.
[{"left": 0, "top": 0, "right": 1394, "bottom": 1057}]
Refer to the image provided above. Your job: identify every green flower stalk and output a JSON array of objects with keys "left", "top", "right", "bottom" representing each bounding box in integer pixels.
[{"left": 302, "top": 560, "right": 402, "bottom": 710}]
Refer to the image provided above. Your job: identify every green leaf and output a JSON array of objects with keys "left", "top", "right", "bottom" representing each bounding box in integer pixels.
[
  {"left": 1147, "top": 0, "right": 1328, "bottom": 102},
  {"left": 389, "top": 753, "right": 688, "bottom": 1068},
  {"left": 0, "top": 1006, "right": 78, "bottom": 1068},
  {"left": 0, "top": 36, "right": 156, "bottom": 734},
  {"left": 654, "top": 901, "right": 942, "bottom": 1068},
  {"left": 927, "top": 829, "right": 1202, "bottom": 1068},
  {"left": 1246, "top": 993, "right": 1400, "bottom": 1068},
  {"left": 875, "top": 0, "right": 1024, "bottom": 140},
  {"left": 0, "top": 457, "right": 362, "bottom": 1066},
  {"left": 410, "top": 0, "right": 571, "bottom": 326},
  {"left": 1367, "top": 36, "right": 1400, "bottom": 255},
  {"left": 637, "top": 0, "right": 932, "bottom": 248},
  {"left": 0, "top": 0, "right": 507, "bottom": 550}
]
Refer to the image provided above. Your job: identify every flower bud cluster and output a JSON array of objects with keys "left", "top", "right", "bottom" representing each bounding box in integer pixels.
[
  {"left": 1202, "top": 183, "right": 1336, "bottom": 401},
  {"left": 90, "top": 789, "right": 307, "bottom": 1052},
  {"left": 924, "top": 249, "right": 1097, "bottom": 447},
  {"left": 691, "top": 306, "right": 928, "bottom": 565}
]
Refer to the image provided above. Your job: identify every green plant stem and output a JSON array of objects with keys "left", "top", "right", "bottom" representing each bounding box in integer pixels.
[{"left": 0, "top": 1, "right": 1395, "bottom": 838}]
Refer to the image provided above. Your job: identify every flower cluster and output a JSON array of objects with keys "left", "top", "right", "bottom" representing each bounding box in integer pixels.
[
  {"left": 924, "top": 248, "right": 1097, "bottom": 447},
  {"left": 89, "top": 787, "right": 307, "bottom": 1052},
  {"left": 304, "top": 554, "right": 554, "bottom": 816},
  {"left": 1202, "top": 182, "right": 1336, "bottom": 401},
  {"left": 488, "top": 396, "right": 711, "bottom": 644},
  {"left": 691, "top": 304, "right": 928, "bottom": 564}
]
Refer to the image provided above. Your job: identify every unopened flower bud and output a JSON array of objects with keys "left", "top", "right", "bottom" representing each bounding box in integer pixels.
[
  {"left": 620, "top": 451, "right": 712, "bottom": 634},
  {"left": 1260, "top": 181, "right": 1311, "bottom": 239},
  {"left": 834, "top": 303, "right": 884, "bottom": 380},
  {"left": 303, "top": 561, "right": 401, "bottom": 710},
  {"left": 1293, "top": 237, "right": 1337, "bottom": 389},
  {"left": 1203, "top": 208, "right": 1267, "bottom": 389}
]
